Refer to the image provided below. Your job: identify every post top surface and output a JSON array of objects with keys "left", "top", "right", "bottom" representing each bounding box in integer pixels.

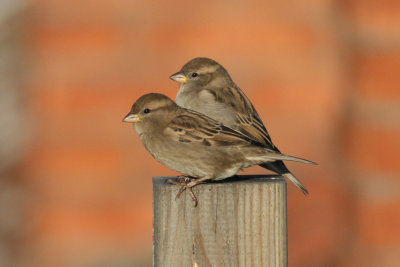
[{"left": 153, "top": 175, "right": 285, "bottom": 185}]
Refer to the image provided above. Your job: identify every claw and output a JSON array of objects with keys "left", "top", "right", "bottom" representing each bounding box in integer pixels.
[
  {"left": 167, "top": 176, "right": 199, "bottom": 206},
  {"left": 187, "top": 187, "right": 198, "bottom": 207},
  {"left": 176, "top": 184, "right": 187, "bottom": 200}
]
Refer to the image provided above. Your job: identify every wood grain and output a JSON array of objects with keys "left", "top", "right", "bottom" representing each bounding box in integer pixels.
[{"left": 153, "top": 175, "right": 287, "bottom": 267}]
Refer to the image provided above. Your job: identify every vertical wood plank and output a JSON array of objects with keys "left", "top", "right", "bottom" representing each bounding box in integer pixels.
[{"left": 153, "top": 175, "right": 287, "bottom": 267}]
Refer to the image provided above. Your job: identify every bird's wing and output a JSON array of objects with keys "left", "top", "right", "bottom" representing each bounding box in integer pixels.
[
  {"left": 164, "top": 110, "right": 263, "bottom": 147},
  {"left": 204, "top": 86, "right": 276, "bottom": 149}
]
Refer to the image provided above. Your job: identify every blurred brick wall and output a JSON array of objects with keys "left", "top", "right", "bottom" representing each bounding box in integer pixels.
[
  {"left": 340, "top": 0, "right": 400, "bottom": 266},
  {"left": 0, "top": 1, "right": 30, "bottom": 266},
  {"left": 14, "top": 0, "right": 400, "bottom": 266}
]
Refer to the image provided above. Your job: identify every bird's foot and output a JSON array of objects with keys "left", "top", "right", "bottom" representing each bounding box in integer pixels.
[{"left": 167, "top": 176, "right": 199, "bottom": 206}]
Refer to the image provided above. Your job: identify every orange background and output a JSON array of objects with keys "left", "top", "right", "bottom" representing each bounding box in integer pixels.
[{"left": 1, "top": 0, "right": 399, "bottom": 266}]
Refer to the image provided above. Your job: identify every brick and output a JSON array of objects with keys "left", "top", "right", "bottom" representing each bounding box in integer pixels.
[
  {"left": 33, "top": 205, "right": 151, "bottom": 239},
  {"left": 350, "top": 173, "right": 400, "bottom": 201},
  {"left": 28, "top": 0, "right": 149, "bottom": 27},
  {"left": 29, "top": 26, "right": 119, "bottom": 51},
  {"left": 24, "top": 148, "right": 123, "bottom": 197},
  {"left": 345, "top": 124, "right": 400, "bottom": 171},
  {"left": 25, "top": 86, "right": 177, "bottom": 150},
  {"left": 27, "top": 47, "right": 171, "bottom": 88},
  {"left": 354, "top": 50, "right": 400, "bottom": 100},
  {"left": 355, "top": 199, "right": 400, "bottom": 247},
  {"left": 349, "top": 99, "right": 400, "bottom": 127},
  {"left": 23, "top": 145, "right": 164, "bottom": 193},
  {"left": 340, "top": 248, "right": 400, "bottom": 267},
  {"left": 27, "top": 27, "right": 163, "bottom": 86},
  {"left": 162, "top": 23, "right": 339, "bottom": 73},
  {"left": 151, "top": 22, "right": 328, "bottom": 52},
  {"left": 25, "top": 147, "right": 119, "bottom": 174},
  {"left": 27, "top": 50, "right": 125, "bottom": 87},
  {"left": 192, "top": 0, "right": 335, "bottom": 25},
  {"left": 287, "top": 181, "right": 347, "bottom": 265},
  {"left": 23, "top": 141, "right": 175, "bottom": 204},
  {"left": 251, "top": 83, "right": 339, "bottom": 112},
  {"left": 348, "top": 0, "right": 400, "bottom": 42},
  {"left": 28, "top": 85, "right": 174, "bottom": 111},
  {"left": 28, "top": 206, "right": 152, "bottom": 267}
]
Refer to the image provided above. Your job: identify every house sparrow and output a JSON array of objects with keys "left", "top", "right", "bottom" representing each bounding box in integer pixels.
[
  {"left": 123, "top": 93, "right": 315, "bottom": 205},
  {"left": 170, "top": 57, "right": 315, "bottom": 195}
]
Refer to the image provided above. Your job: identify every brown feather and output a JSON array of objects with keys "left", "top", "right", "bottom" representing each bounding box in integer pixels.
[{"left": 164, "top": 110, "right": 256, "bottom": 147}]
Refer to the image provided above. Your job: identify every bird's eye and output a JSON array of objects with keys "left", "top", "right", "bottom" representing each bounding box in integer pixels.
[
  {"left": 143, "top": 108, "right": 151, "bottom": 114},
  {"left": 191, "top": 72, "right": 198, "bottom": 78}
]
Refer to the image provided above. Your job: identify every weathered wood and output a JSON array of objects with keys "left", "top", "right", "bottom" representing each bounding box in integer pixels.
[{"left": 153, "top": 175, "right": 287, "bottom": 267}]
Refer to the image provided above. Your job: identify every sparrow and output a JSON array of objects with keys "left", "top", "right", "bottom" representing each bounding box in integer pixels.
[
  {"left": 123, "top": 93, "right": 315, "bottom": 206},
  {"left": 170, "top": 57, "right": 314, "bottom": 195}
]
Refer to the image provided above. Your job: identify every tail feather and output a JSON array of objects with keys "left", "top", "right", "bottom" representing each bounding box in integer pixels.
[
  {"left": 259, "top": 161, "right": 310, "bottom": 195},
  {"left": 258, "top": 153, "right": 317, "bottom": 165},
  {"left": 283, "top": 172, "right": 309, "bottom": 195}
]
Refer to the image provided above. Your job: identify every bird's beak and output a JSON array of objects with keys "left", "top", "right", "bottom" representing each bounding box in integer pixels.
[
  {"left": 123, "top": 113, "right": 141, "bottom": 123},
  {"left": 170, "top": 72, "right": 187, "bottom": 84}
]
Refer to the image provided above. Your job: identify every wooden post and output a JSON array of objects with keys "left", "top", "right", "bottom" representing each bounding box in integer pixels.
[{"left": 153, "top": 175, "right": 287, "bottom": 267}]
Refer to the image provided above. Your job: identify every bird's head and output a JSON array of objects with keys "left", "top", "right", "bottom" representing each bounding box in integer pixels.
[
  {"left": 170, "top": 57, "right": 232, "bottom": 88},
  {"left": 123, "top": 93, "right": 177, "bottom": 135}
]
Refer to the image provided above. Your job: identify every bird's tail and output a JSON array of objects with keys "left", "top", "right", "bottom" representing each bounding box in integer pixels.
[
  {"left": 259, "top": 160, "right": 310, "bottom": 195},
  {"left": 282, "top": 172, "right": 309, "bottom": 195},
  {"left": 254, "top": 152, "right": 317, "bottom": 165}
]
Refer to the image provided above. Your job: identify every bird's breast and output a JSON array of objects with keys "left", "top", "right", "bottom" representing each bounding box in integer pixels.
[{"left": 177, "top": 86, "right": 237, "bottom": 127}]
